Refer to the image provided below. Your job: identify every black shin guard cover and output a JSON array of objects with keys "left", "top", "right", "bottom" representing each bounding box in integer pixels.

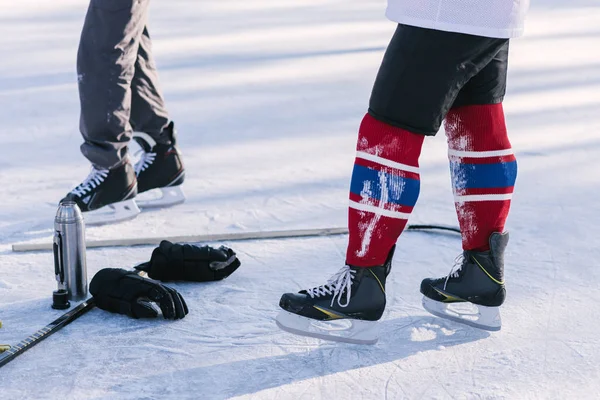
[
  {"left": 135, "top": 241, "right": 241, "bottom": 282},
  {"left": 90, "top": 268, "right": 188, "bottom": 320}
]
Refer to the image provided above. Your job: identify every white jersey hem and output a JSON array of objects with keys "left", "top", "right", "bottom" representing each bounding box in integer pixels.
[{"left": 385, "top": 11, "right": 524, "bottom": 39}]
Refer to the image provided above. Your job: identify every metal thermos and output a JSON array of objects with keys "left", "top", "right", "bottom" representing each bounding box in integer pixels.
[{"left": 52, "top": 201, "right": 88, "bottom": 305}]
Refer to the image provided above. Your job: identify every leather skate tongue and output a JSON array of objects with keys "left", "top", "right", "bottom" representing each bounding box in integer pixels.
[{"left": 133, "top": 136, "right": 153, "bottom": 152}]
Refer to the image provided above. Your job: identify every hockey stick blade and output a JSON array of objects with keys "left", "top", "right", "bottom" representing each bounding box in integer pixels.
[
  {"left": 0, "top": 270, "right": 150, "bottom": 368},
  {"left": 0, "top": 270, "right": 148, "bottom": 368},
  {"left": 0, "top": 298, "right": 96, "bottom": 368}
]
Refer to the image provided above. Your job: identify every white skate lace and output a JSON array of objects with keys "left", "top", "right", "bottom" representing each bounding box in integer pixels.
[
  {"left": 71, "top": 167, "right": 109, "bottom": 197},
  {"left": 305, "top": 266, "right": 356, "bottom": 308},
  {"left": 444, "top": 254, "right": 465, "bottom": 290},
  {"left": 134, "top": 151, "right": 156, "bottom": 175}
]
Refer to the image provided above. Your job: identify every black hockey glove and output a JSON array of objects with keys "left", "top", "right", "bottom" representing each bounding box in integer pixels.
[
  {"left": 89, "top": 268, "right": 188, "bottom": 320},
  {"left": 134, "top": 240, "right": 241, "bottom": 282}
]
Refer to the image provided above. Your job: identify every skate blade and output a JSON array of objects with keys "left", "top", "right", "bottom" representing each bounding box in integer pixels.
[
  {"left": 276, "top": 310, "right": 379, "bottom": 345},
  {"left": 421, "top": 296, "right": 501, "bottom": 331},
  {"left": 136, "top": 185, "right": 186, "bottom": 209},
  {"left": 83, "top": 199, "right": 141, "bottom": 226}
]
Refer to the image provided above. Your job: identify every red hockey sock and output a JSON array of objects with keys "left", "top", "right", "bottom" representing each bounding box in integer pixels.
[
  {"left": 346, "top": 113, "right": 425, "bottom": 267},
  {"left": 445, "top": 104, "right": 517, "bottom": 251}
]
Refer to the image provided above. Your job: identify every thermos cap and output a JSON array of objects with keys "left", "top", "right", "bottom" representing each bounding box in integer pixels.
[{"left": 55, "top": 201, "right": 84, "bottom": 224}]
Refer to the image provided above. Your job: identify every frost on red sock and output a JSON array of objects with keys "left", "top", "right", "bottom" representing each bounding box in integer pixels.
[
  {"left": 445, "top": 104, "right": 517, "bottom": 251},
  {"left": 346, "top": 113, "right": 424, "bottom": 267}
]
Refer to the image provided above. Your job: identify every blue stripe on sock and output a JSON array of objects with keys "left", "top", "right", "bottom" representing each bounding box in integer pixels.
[
  {"left": 450, "top": 161, "right": 517, "bottom": 190},
  {"left": 350, "top": 164, "right": 420, "bottom": 206}
]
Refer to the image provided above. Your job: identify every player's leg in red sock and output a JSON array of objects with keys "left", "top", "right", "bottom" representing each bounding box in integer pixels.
[
  {"left": 445, "top": 103, "right": 517, "bottom": 251},
  {"left": 346, "top": 113, "right": 425, "bottom": 267}
]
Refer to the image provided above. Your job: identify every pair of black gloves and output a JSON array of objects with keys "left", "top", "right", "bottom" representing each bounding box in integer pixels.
[{"left": 89, "top": 241, "right": 241, "bottom": 320}]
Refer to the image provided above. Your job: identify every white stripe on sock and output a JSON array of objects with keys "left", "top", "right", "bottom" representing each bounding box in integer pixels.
[
  {"left": 356, "top": 151, "right": 419, "bottom": 174},
  {"left": 448, "top": 149, "right": 513, "bottom": 158},
  {"left": 349, "top": 200, "right": 410, "bottom": 219},
  {"left": 454, "top": 194, "right": 513, "bottom": 202}
]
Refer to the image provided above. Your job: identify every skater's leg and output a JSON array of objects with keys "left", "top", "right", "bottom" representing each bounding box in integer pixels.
[
  {"left": 64, "top": 0, "right": 149, "bottom": 224},
  {"left": 446, "top": 42, "right": 516, "bottom": 251},
  {"left": 419, "top": 43, "right": 513, "bottom": 331},
  {"left": 129, "top": 26, "right": 170, "bottom": 141},
  {"left": 77, "top": 0, "right": 151, "bottom": 169},
  {"left": 127, "top": 26, "right": 185, "bottom": 205},
  {"left": 345, "top": 114, "right": 424, "bottom": 267},
  {"left": 446, "top": 104, "right": 516, "bottom": 251}
]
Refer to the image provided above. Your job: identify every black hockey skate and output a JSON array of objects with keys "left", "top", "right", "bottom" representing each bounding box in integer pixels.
[
  {"left": 420, "top": 232, "right": 508, "bottom": 331},
  {"left": 276, "top": 247, "right": 395, "bottom": 344},
  {"left": 62, "top": 162, "right": 139, "bottom": 225},
  {"left": 133, "top": 121, "right": 185, "bottom": 208}
]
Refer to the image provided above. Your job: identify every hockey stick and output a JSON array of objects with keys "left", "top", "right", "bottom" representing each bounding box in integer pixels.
[
  {"left": 12, "top": 225, "right": 459, "bottom": 253},
  {"left": 0, "top": 298, "right": 96, "bottom": 368},
  {"left": 12, "top": 227, "right": 348, "bottom": 252},
  {"left": 406, "top": 224, "right": 461, "bottom": 234},
  {"left": 0, "top": 269, "right": 152, "bottom": 368}
]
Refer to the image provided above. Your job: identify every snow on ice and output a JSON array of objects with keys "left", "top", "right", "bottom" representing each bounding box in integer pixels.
[{"left": 1, "top": 0, "right": 599, "bottom": 398}]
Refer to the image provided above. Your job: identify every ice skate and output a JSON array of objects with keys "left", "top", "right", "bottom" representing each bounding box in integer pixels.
[
  {"left": 420, "top": 232, "right": 508, "bottom": 331},
  {"left": 276, "top": 247, "right": 394, "bottom": 345},
  {"left": 133, "top": 121, "right": 186, "bottom": 208},
  {"left": 62, "top": 162, "right": 140, "bottom": 226}
]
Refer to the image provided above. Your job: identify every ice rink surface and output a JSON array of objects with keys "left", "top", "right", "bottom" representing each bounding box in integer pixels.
[{"left": 1, "top": 1, "right": 599, "bottom": 398}]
